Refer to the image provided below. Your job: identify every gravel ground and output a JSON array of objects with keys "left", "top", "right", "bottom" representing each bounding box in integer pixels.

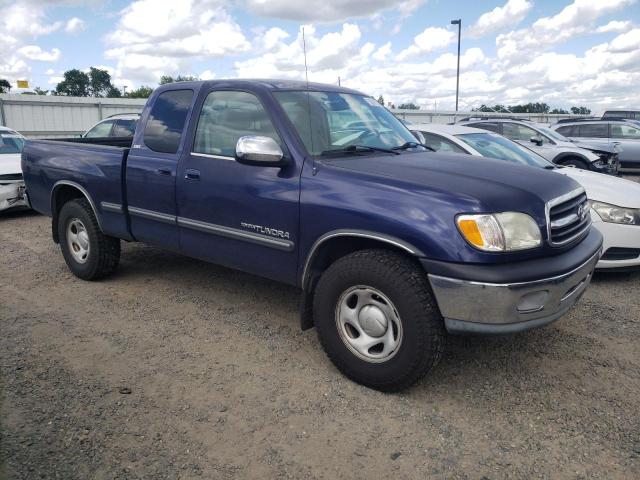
[{"left": 1, "top": 180, "right": 639, "bottom": 479}]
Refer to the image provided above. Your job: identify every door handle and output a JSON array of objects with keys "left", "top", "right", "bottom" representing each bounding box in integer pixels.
[
  {"left": 184, "top": 169, "right": 201, "bottom": 180},
  {"left": 156, "top": 167, "right": 172, "bottom": 176}
]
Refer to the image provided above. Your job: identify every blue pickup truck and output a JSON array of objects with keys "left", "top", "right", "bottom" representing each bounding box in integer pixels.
[{"left": 22, "top": 80, "right": 602, "bottom": 391}]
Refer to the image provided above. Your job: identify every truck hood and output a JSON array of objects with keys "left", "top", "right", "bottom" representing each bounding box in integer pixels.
[
  {"left": 0, "top": 153, "right": 22, "bottom": 176},
  {"left": 324, "top": 151, "right": 580, "bottom": 211},
  {"left": 555, "top": 166, "right": 640, "bottom": 208}
]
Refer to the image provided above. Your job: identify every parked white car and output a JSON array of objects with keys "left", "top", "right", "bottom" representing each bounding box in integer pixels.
[
  {"left": 0, "top": 127, "right": 28, "bottom": 212},
  {"left": 411, "top": 123, "right": 640, "bottom": 269}
]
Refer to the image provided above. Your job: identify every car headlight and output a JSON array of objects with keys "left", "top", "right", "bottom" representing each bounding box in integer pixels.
[
  {"left": 456, "top": 212, "right": 542, "bottom": 252},
  {"left": 590, "top": 201, "right": 639, "bottom": 225}
]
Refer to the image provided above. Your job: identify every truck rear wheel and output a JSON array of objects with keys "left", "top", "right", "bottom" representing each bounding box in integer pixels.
[
  {"left": 313, "top": 249, "right": 445, "bottom": 392},
  {"left": 58, "top": 198, "right": 120, "bottom": 280}
]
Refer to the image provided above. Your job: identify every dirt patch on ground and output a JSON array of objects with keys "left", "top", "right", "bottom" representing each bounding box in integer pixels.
[{"left": 1, "top": 202, "right": 639, "bottom": 479}]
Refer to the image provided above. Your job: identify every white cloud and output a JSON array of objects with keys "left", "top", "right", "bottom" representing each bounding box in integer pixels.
[
  {"left": 105, "top": 0, "right": 250, "bottom": 83},
  {"left": 467, "top": 0, "right": 533, "bottom": 38},
  {"left": 243, "top": 0, "right": 426, "bottom": 22},
  {"left": 497, "top": 0, "right": 636, "bottom": 62},
  {"left": 65, "top": 17, "right": 85, "bottom": 34},
  {"left": 373, "top": 42, "right": 392, "bottom": 61},
  {"left": 596, "top": 20, "right": 632, "bottom": 33},
  {"left": 200, "top": 70, "right": 217, "bottom": 80},
  {"left": 397, "top": 27, "right": 456, "bottom": 61},
  {"left": 16, "top": 46, "right": 61, "bottom": 62},
  {"left": 0, "top": 3, "right": 64, "bottom": 83}
]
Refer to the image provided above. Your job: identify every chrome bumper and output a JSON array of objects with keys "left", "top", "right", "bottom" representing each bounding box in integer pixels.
[{"left": 428, "top": 248, "right": 601, "bottom": 334}]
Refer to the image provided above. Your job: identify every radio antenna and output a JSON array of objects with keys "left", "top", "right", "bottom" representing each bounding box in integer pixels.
[
  {"left": 302, "top": 27, "right": 310, "bottom": 89},
  {"left": 301, "top": 27, "right": 316, "bottom": 161}
]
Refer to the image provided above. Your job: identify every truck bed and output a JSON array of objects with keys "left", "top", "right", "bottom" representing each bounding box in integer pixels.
[{"left": 22, "top": 137, "right": 132, "bottom": 241}]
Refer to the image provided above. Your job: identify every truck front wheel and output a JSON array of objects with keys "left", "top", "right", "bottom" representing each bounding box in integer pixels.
[
  {"left": 313, "top": 249, "right": 445, "bottom": 392},
  {"left": 58, "top": 198, "right": 120, "bottom": 280}
]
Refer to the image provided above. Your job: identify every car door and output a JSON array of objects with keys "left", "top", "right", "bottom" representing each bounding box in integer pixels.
[
  {"left": 575, "top": 123, "right": 610, "bottom": 149},
  {"left": 611, "top": 122, "right": 640, "bottom": 167},
  {"left": 176, "top": 89, "right": 301, "bottom": 284},
  {"left": 126, "top": 89, "right": 194, "bottom": 250}
]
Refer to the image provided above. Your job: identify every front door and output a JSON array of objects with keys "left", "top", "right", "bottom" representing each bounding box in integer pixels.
[
  {"left": 126, "top": 89, "right": 194, "bottom": 250},
  {"left": 176, "top": 89, "right": 301, "bottom": 284}
]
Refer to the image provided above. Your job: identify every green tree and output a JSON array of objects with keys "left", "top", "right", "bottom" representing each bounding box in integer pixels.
[
  {"left": 33, "top": 86, "right": 49, "bottom": 95},
  {"left": 397, "top": 102, "right": 420, "bottom": 110},
  {"left": 159, "top": 75, "right": 198, "bottom": 85},
  {"left": 0, "top": 79, "right": 11, "bottom": 93},
  {"left": 377, "top": 95, "right": 385, "bottom": 106},
  {"left": 550, "top": 108, "right": 569, "bottom": 114},
  {"left": 570, "top": 106, "right": 591, "bottom": 115},
  {"left": 55, "top": 69, "right": 91, "bottom": 96},
  {"left": 126, "top": 85, "right": 154, "bottom": 98},
  {"left": 508, "top": 102, "right": 550, "bottom": 114},
  {"left": 55, "top": 67, "right": 121, "bottom": 97}
]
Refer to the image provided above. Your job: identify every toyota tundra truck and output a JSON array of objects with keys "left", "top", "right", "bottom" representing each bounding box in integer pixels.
[{"left": 21, "top": 80, "right": 602, "bottom": 391}]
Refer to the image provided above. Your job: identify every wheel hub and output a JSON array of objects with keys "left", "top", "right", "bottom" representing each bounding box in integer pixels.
[
  {"left": 335, "top": 286, "right": 403, "bottom": 363},
  {"left": 67, "top": 218, "right": 90, "bottom": 264},
  {"left": 358, "top": 305, "right": 388, "bottom": 337}
]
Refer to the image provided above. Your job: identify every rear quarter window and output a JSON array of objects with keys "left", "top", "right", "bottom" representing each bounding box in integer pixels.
[
  {"left": 578, "top": 124, "right": 608, "bottom": 138},
  {"left": 556, "top": 125, "right": 577, "bottom": 137},
  {"left": 144, "top": 89, "right": 194, "bottom": 154}
]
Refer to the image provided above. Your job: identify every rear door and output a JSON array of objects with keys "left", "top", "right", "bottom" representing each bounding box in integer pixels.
[
  {"left": 126, "top": 89, "right": 194, "bottom": 250},
  {"left": 611, "top": 122, "right": 640, "bottom": 167},
  {"left": 176, "top": 89, "right": 301, "bottom": 284}
]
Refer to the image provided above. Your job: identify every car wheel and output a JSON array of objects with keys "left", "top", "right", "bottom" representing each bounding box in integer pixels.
[
  {"left": 58, "top": 198, "right": 120, "bottom": 280},
  {"left": 313, "top": 249, "right": 445, "bottom": 392},
  {"left": 561, "top": 157, "right": 589, "bottom": 170}
]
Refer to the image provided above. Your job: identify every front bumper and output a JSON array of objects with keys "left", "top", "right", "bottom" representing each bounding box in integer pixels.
[
  {"left": 592, "top": 213, "right": 640, "bottom": 269},
  {"left": 424, "top": 231, "right": 602, "bottom": 335},
  {"left": 590, "top": 156, "right": 619, "bottom": 176},
  {"left": 0, "top": 182, "right": 28, "bottom": 211}
]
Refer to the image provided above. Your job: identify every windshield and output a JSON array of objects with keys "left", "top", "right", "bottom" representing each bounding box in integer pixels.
[
  {"left": 273, "top": 91, "right": 422, "bottom": 156},
  {"left": 0, "top": 132, "right": 25, "bottom": 154},
  {"left": 456, "top": 133, "right": 553, "bottom": 168},
  {"left": 537, "top": 125, "right": 569, "bottom": 142}
]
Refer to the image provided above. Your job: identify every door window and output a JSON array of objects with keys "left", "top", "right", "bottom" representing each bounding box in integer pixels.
[
  {"left": 422, "top": 133, "right": 467, "bottom": 153},
  {"left": 578, "top": 123, "right": 608, "bottom": 138},
  {"left": 144, "top": 89, "right": 193, "bottom": 154},
  {"left": 85, "top": 120, "right": 114, "bottom": 138},
  {"left": 467, "top": 122, "right": 501, "bottom": 134},
  {"left": 502, "top": 123, "right": 541, "bottom": 142},
  {"left": 113, "top": 119, "right": 137, "bottom": 137},
  {"left": 611, "top": 123, "right": 640, "bottom": 139},
  {"left": 193, "top": 91, "right": 281, "bottom": 157},
  {"left": 555, "top": 125, "right": 577, "bottom": 137}
]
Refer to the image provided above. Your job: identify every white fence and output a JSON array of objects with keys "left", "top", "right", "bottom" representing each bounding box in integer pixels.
[
  {"left": 0, "top": 94, "right": 146, "bottom": 138},
  {"left": 0, "top": 93, "right": 587, "bottom": 138}
]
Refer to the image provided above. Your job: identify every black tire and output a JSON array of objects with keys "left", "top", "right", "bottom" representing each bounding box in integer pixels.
[
  {"left": 561, "top": 157, "right": 589, "bottom": 170},
  {"left": 58, "top": 198, "right": 120, "bottom": 280},
  {"left": 313, "top": 249, "right": 445, "bottom": 392}
]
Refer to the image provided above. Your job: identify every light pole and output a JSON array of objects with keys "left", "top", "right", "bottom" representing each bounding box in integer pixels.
[{"left": 451, "top": 19, "right": 461, "bottom": 112}]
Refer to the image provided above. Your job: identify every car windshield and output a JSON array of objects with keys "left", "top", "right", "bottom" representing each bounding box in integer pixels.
[
  {"left": 456, "top": 133, "right": 553, "bottom": 168},
  {"left": 273, "top": 91, "right": 423, "bottom": 156},
  {"left": 0, "top": 132, "right": 25, "bottom": 154},
  {"left": 537, "top": 125, "right": 569, "bottom": 142}
]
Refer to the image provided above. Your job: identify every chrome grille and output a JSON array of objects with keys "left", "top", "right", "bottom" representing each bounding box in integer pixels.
[{"left": 547, "top": 188, "right": 591, "bottom": 246}]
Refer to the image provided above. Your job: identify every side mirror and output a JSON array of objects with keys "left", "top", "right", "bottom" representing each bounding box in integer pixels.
[
  {"left": 530, "top": 136, "right": 543, "bottom": 146},
  {"left": 235, "top": 136, "right": 287, "bottom": 167},
  {"left": 411, "top": 130, "right": 426, "bottom": 144}
]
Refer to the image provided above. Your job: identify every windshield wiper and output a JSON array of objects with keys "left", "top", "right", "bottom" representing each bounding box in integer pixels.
[
  {"left": 321, "top": 145, "right": 400, "bottom": 156},
  {"left": 392, "top": 141, "right": 435, "bottom": 152}
]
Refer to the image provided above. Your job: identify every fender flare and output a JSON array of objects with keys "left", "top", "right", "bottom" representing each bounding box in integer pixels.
[
  {"left": 299, "top": 229, "right": 424, "bottom": 289},
  {"left": 49, "top": 180, "right": 103, "bottom": 231}
]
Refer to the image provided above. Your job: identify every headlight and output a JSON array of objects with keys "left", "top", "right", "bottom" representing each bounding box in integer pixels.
[
  {"left": 590, "top": 201, "right": 639, "bottom": 225},
  {"left": 456, "top": 212, "right": 542, "bottom": 252}
]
